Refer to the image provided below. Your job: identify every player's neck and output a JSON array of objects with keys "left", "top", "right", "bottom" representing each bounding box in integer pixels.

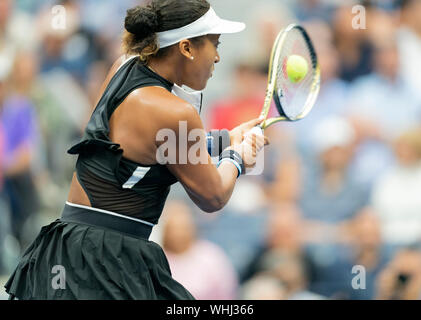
[{"left": 147, "top": 57, "right": 183, "bottom": 86}]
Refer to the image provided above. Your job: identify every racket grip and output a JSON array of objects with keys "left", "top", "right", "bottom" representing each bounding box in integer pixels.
[{"left": 249, "top": 126, "right": 264, "bottom": 136}]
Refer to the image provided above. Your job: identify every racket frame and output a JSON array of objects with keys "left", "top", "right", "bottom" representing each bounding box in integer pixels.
[{"left": 260, "top": 24, "right": 321, "bottom": 129}]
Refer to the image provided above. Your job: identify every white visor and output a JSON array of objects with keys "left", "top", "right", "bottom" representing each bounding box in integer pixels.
[{"left": 157, "top": 7, "right": 246, "bottom": 49}]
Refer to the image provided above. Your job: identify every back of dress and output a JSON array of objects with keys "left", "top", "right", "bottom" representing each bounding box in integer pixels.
[{"left": 68, "top": 57, "right": 178, "bottom": 223}]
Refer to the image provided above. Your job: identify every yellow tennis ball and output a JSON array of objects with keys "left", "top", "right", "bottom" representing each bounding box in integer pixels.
[{"left": 286, "top": 55, "right": 308, "bottom": 83}]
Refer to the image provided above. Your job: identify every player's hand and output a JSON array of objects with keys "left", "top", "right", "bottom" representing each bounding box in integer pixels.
[
  {"left": 229, "top": 129, "right": 268, "bottom": 169},
  {"left": 229, "top": 117, "right": 267, "bottom": 145}
]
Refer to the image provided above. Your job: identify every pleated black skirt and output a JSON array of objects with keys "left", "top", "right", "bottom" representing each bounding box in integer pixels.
[{"left": 4, "top": 204, "right": 195, "bottom": 300}]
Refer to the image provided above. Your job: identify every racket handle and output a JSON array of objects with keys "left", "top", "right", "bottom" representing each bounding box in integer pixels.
[{"left": 249, "top": 126, "right": 264, "bottom": 136}]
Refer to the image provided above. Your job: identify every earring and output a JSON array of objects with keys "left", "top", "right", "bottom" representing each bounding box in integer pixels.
[{"left": 190, "top": 57, "right": 194, "bottom": 60}]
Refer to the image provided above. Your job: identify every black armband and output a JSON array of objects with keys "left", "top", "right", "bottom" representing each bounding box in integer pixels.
[
  {"left": 218, "top": 149, "right": 245, "bottom": 177},
  {"left": 207, "top": 129, "right": 231, "bottom": 157}
]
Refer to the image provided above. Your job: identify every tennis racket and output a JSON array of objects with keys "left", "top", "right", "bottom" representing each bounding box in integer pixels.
[{"left": 250, "top": 24, "right": 321, "bottom": 136}]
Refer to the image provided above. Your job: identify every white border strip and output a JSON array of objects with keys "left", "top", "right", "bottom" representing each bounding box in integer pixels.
[
  {"left": 116, "top": 55, "right": 138, "bottom": 73},
  {"left": 65, "top": 201, "right": 155, "bottom": 227},
  {"left": 122, "top": 166, "right": 151, "bottom": 189}
]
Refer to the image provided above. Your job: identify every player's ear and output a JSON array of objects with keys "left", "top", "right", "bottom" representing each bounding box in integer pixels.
[{"left": 179, "top": 40, "right": 194, "bottom": 60}]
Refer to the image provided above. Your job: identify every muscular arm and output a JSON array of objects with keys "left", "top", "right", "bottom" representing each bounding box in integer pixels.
[
  {"left": 118, "top": 87, "right": 240, "bottom": 213},
  {"left": 164, "top": 104, "right": 239, "bottom": 213},
  {"left": 68, "top": 56, "right": 261, "bottom": 211}
]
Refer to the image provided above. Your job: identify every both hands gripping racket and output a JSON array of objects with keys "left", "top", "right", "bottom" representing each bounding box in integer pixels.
[{"left": 250, "top": 24, "right": 321, "bottom": 136}]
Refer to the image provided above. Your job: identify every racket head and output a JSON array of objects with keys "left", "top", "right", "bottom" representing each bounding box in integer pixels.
[{"left": 261, "top": 24, "right": 321, "bottom": 129}]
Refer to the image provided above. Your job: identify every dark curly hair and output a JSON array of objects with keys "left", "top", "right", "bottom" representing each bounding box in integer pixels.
[{"left": 122, "top": 0, "right": 211, "bottom": 63}]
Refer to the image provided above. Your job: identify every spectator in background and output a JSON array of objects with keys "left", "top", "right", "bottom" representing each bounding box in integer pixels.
[
  {"left": 376, "top": 244, "right": 421, "bottom": 299},
  {"left": 242, "top": 203, "right": 308, "bottom": 283},
  {"left": 162, "top": 201, "right": 238, "bottom": 300},
  {"left": 292, "top": 0, "right": 335, "bottom": 22},
  {"left": 371, "top": 127, "right": 421, "bottom": 246},
  {"left": 37, "top": 0, "right": 106, "bottom": 85},
  {"left": 346, "top": 19, "right": 421, "bottom": 187},
  {"left": 266, "top": 156, "right": 302, "bottom": 205},
  {"left": 245, "top": 0, "right": 294, "bottom": 63},
  {"left": 295, "top": 117, "right": 368, "bottom": 298},
  {"left": 197, "top": 177, "right": 268, "bottom": 279},
  {"left": 241, "top": 203, "right": 325, "bottom": 299},
  {"left": 13, "top": 50, "right": 87, "bottom": 197},
  {"left": 305, "top": 207, "right": 392, "bottom": 299},
  {"left": 0, "top": 121, "right": 6, "bottom": 274},
  {"left": 274, "top": 254, "right": 325, "bottom": 300},
  {"left": 363, "top": 0, "right": 398, "bottom": 11},
  {"left": 347, "top": 209, "right": 393, "bottom": 299},
  {"left": 207, "top": 60, "right": 267, "bottom": 131},
  {"left": 299, "top": 116, "right": 369, "bottom": 225},
  {"left": 0, "top": 123, "right": 3, "bottom": 185},
  {"left": 79, "top": 0, "right": 139, "bottom": 39},
  {"left": 332, "top": 5, "right": 373, "bottom": 82},
  {"left": 0, "top": 0, "right": 37, "bottom": 54},
  {"left": 0, "top": 53, "right": 41, "bottom": 249},
  {"left": 397, "top": 0, "right": 421, "bottom": 98},
  {"left": 241, "top": 274, "right": 287, "bottom": 300},
  {"left": 0, "top": 69, "right": 12, "bottom": 276},
  {"left": 0, "top": 68, "right": 5, "bottom": 186}
]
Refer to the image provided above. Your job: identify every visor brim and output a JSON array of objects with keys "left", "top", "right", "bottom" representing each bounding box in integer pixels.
[{"left": 208, "top": 19, "right": 246, "bottom": 35}]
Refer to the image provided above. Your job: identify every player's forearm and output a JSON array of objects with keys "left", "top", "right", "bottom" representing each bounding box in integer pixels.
[
  {"left": 205, "top": 150, "right": 244, "bottom": 212},
  {"left": 214, "top": 161, "right": 238, "bottom": 207},
  {"left": 186, "top": 162, "right": 238, "bottom": 213}
]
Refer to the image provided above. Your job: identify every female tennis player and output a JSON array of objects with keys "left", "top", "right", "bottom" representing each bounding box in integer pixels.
[{"left": 5, "top": 0, "right": 267, "bottom": 300}]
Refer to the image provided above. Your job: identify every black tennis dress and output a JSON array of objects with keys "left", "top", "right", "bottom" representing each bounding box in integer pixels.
[{"left": 4, "top": 56, "right": 195, "bottom": 300}]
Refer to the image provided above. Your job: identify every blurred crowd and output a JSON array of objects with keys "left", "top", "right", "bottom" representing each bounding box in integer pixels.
[{"left": 1, "top": 0, "right": 421, "bottom": 300}]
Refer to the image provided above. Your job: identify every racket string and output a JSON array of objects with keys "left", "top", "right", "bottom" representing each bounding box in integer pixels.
[{"left": 275, "top": 28, "right": 317, "bottom": 120}]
